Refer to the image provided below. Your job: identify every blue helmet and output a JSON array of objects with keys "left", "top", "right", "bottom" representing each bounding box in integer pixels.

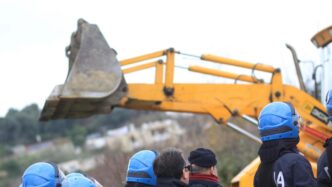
[
  {"left": 326, "top": 89, "right": 332, "bottom": 120},
  {"left": 22, "top": 162, "right": 64, "bottom": 187},
  {"left": 62, "top": 173, "right": 97, "bottom": 187},
  {"left": 258, "top": 102, "right": 300, "bottom": 142},
  {"left": 126, "top": 150, "right": 158, "bottom": 186}
]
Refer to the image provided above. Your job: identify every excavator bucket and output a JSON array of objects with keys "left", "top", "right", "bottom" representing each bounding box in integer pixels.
[{"left": 40, "top": 19, "right": 127, "bottom": 121}]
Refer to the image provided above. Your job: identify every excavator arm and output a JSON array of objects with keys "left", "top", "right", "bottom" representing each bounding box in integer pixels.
[{"left": 40, "top": 19, "right": 332, "bottom": 187}]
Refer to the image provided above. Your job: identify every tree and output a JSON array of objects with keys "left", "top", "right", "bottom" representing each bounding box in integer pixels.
[{"left": 68, "top": 125, "right": 87, "bottom": 147}]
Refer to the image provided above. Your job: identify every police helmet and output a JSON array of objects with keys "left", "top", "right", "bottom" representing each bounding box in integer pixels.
[
  {"left": 126, "top": 150, "right": 158, "bottom": 186},
  {"left": 62, "top": 173, "right": 96, "bottom": 187},
  {"left": 22, "top": 162, "right": 64, "bottom": 187},
  {"left": 258, "top": 102, "right": 300, "bottom": 141}
]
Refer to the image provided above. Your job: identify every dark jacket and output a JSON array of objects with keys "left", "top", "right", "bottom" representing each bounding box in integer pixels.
[
  {"left": 254, "top": 139, "right": 316, "bottom": 187},
  {"left": 125, "top": 182, "right": 155, "bottom": 187},
  {"left": 317, "top": 150, "right": 332, "bottom": 187},
  {"left": 156, "top": 178, "right": 188, "bottom": 187},
  {"left": 189, "top": 180, "right": 222, "bottom": 187},
  {"left": 273, "top": 152, "right": 316, "bottom": 187}
]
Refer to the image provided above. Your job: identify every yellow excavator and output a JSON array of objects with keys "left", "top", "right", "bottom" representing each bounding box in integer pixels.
[{"left": 40, "top": 19, "right": 332, "bottom": 187}]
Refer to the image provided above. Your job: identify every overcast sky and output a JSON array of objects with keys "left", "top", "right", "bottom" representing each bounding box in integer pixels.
[{"left": 0, "top": 0, "right": 332, "bottom": 117}]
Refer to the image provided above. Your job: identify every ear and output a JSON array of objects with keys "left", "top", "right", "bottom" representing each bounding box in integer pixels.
[
  {"left": 181, "top": 168, "right": 190, "bottom": 184},
  {"left": 209, "top": 167, "right": 214, "bottom": 174},
  {"left": 210, "top": 166, "right": 218, "bottom": 176}
]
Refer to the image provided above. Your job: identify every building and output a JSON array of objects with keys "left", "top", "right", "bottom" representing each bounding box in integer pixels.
[{"left": 106, "top": 119, "right": 185, "bottom": 152}]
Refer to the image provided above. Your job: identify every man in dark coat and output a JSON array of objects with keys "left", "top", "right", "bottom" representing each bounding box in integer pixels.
[
  {"left": 254, "top": 102, "right": 316, "bottom": 187},
  {"left": 187, "top": 148, "right": 222, "bottom": 187},
  {"left": 317, "top": 138, "right": 332, "bottom": 187},
  {"left": 317, "top": 89, "right": 332, "bottom": 187},
  {"left": 153, "top": 148, "right": 189, "bottom": 187}
]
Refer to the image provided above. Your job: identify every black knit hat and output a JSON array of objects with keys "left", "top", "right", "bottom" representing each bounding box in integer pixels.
[{"left": 188, "top": 148, "right": 217, "bottom": 168}]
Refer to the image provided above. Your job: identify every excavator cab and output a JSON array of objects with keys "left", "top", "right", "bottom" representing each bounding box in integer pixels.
[
  {"left": 311, "top": 25, "right": 332, "bottom": 104},
  {"left": 40, "top": 19, "right": 127, "bottom": 120}
]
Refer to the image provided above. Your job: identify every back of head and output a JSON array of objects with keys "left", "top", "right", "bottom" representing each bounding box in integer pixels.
[
  {"left": 126, "top": 150, "right": 158, "bottom": 186},
  {"left": 22, "top": 162, "right": 63, "bottom": 187},
  {"left": 258, "top": 102, "right": 299, "bottom": 142},
  {"left": 188, "top": 148, "right": 217, "bottom": 169},
  {"left": 153, "top": 148, "right": 185, "bottom": 179},
  {"left": 62, "top": 173, "right": 96, "bottom": 187},
  {"left": 326, "top": 89, "right": 332, "bottom": 119}
]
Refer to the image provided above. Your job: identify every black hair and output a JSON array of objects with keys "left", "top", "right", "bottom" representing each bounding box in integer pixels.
[
  {"left": 153, "top": 148, "right": 185, "bottom": 179},
  {"left": 190, "top": 165, "right": 210, "bottom": 174}
]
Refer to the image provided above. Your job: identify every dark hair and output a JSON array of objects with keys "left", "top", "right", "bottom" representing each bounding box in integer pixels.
[
  {"left": 125, "top": 182, "right": 154, "bottom": 187},
  {"left": 190, "top": 165, "right": 210, "bottom": 174},
  {"left": 153, "top": 148, "right": 185, "bottom": 179}
]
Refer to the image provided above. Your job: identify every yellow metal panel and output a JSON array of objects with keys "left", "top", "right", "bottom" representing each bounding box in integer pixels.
[
  {"left": 125, "top": 83, "right": 272, "bottom": 121},
  {"left": 283, "top": 85, "right": 329, "bottom": 130},
  {"left": 231, "top": 157, "right": 260, "bottom": 187}
]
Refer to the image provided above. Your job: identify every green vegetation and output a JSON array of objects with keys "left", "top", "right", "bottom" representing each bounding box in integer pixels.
[{"left": 0, "top": 104, "right": 144, "bottom": 147}]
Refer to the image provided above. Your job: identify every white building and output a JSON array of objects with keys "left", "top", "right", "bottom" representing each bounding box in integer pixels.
[{"left": 106, "top": 119, "right": 185, "bottom": 152}]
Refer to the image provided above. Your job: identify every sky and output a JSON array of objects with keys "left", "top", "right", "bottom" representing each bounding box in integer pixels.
[{"left": 0, "top": 0, "right": 332, "bottom": 117}]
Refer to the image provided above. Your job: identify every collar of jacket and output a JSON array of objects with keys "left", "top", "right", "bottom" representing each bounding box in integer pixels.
[
  {"left": 157, "top": 177, "right": 188, "bottom": 187},
  {"left": 189, "top": 173, "right": 219, "bottom": 183},
  {"left": 259, "top": 138, "right": 299, "bottom": 163}
]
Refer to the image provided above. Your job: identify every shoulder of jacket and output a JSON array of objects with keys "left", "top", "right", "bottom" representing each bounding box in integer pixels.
[
  {"left": 189, "top": 184, "right": 206, "bottom": 187},
  {"left": 275, "top": 152, "right": 310, "bottom": 167},
  {"left": 279, "top": 152, "right": 304, "bottom": 160}
]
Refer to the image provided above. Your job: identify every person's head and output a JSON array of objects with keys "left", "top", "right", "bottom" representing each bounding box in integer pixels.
[
  {"left": 21, "top": 162, "right": 64, "bottom": 187},
  {"left": 326, "top": 89, "right": 332, "bottom": 120},
  {"left": 188, "top": 148, "right": 218, "bottom": 176},
  {"left": 62, "top": 173, "right": 100, "bottom": 187},
  {"left": 153, "top": 148, "right": 189, "bottom": 183},
  {"left": 126, "top": 150, "right": 158, "bottom": 186},
  {"left": 258, "top": 102, "right": 300, "bottom": 142}
]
